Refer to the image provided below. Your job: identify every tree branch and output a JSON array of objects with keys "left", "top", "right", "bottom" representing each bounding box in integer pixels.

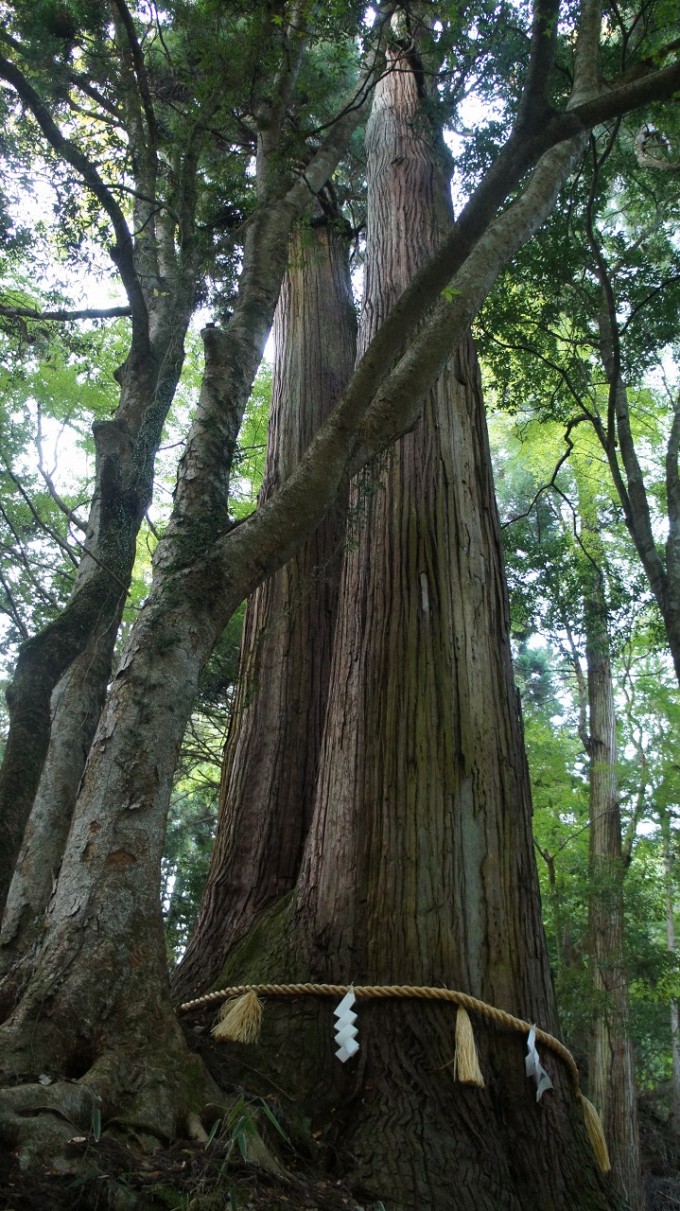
[
  {"left": 516, "top": 0, "right": 561, "bottom": 127},
  {"left": 0, "top": 55, "right": 148, "bottom": 341},
  {"left": 502, "top": 419, "right": 585, "bottom": 528},
  {"left": 5, "top": 470, "right": 79, "bottom": 567},
  {"left": 0, "top": 304, "right": 131, "bottom": 323},
  {"left": 585, "top": 174, "right": 669, "bottom": 612},
  {"left": 550, "top": 56, "right": 680, "bottom": 136},
  {"left": 37, "top": 467, "right": 88, "bottom": 535},
  {"left": 0, "top": 571, "right": 29, "bottom": 641},
  {"left": 110, "top": 0, "right": 158, "bottom": 149}
]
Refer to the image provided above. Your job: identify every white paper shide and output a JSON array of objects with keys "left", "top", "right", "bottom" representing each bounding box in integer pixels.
[
  {"left": 333, "top": 988, "right": 359, "bottom": 1063},
  {"left": 525, "top": 1025, "right": 554, "bottom": 1102}
]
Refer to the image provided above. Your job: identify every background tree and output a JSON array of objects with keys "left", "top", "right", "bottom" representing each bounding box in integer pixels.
[
  {"left": 494, "top": 411, "right": 680, "bottom": 1202},
  {"left": 479, "top": 96, "right": 680, "bottom": 682}
]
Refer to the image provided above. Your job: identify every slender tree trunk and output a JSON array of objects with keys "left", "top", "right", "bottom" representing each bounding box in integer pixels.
[
  {"left": 661, "top": 804, "right": 680, "bottom": 1128},
  {"left": 173, "top": 215, "right": 356, "bottom": 1000},
  {"left": 581, "top": 515, "right": 643, "bottom": 1210},
  {"left": 591, "top": 248, "right": 680, "bottom": 687},
  {"left": 209, "top": 49, "right": 616, "bottom": 1211}
]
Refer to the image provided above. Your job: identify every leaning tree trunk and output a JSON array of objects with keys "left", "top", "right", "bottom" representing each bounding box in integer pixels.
[
  {"left": 0, "top": 183, "right": 368, "bottom": 1166},
  {"left": 0, "top": 279, "right": 195, "bottom": 926},
  {"left": 581, "top": 504, "right": 642, "bottom": 1210},
  {"left": 173, "top": 214, "right": 356, "bottom": 1000},
  {"left": 208, "top": 49, "right": 616, "bottom": 1211}
]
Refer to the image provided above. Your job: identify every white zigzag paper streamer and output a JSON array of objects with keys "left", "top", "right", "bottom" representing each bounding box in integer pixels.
[{"left": 333, "top": 988, "right": 359, "bottom": 1063}]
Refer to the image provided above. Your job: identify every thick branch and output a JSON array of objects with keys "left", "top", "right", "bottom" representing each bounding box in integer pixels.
[
  {"left": 516, "top": 0, "right": 561, "bottom": 126},
  {"left": 110, "top": 0, "right": 158, "bottom": 149},
  {"left": 570, "top": 0, "right": 602, "bottom": 106},
  {"left": 550, "top": 57, "right": 680, "bottom": 134},
  {"left": 0, "top": 304, "right": 131, "bottom": 323},
  {"left": 352, "top": 136, "right": 587, "bottom": 468}
]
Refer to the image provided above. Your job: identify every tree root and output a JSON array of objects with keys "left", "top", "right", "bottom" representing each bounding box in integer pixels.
[{"left": 0, "top": 1079, "right": 97, "bottom": 1169}]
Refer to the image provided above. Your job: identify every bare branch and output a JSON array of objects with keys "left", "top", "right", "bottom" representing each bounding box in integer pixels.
[
  {"left": 0, "top": 571, "right": 29, "bottom": 640},
  {"left": 502, "top": 419, "right": 585, "bottom": 528},
  {"left": 5, "top": 469, "right": 80, "bottom": 567},
  {"left": 0, "top": 304, "right": 131, "bottom": 323},
  {"left": 37, "top": 468, "right": 87, "bottom": 535}
]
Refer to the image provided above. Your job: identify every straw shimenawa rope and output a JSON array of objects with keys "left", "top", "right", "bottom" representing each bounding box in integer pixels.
[{"left": 177, "top": 981, "right": 610, "bottom": 1173}]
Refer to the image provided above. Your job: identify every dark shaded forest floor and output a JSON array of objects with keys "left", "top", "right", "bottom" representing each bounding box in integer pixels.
[
  {"left": 640, "top": 1092, "right": 680, "bottom": 1211},
  {"left": 1, "top": 1029, "right": 680, "bottom": 1210},
  {"left": 0, "top": 1134, "right": 367, "bottom": 1211}
]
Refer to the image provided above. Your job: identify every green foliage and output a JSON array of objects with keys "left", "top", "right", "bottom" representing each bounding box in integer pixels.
[
  {"left": 0, "top": 310, "right": 126, "bottom": 654},
  {"left": 229, "top": 364, "right": 271, "bottom": 520},
  {"left": 493, "top": 404, "right": 680, "bottom": 1089}
]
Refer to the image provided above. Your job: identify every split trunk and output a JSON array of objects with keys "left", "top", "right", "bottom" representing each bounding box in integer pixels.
[
  {"left": 205, "top": 49, "right": 618, "bottom": 1211},
  {"left": 174, "top": 215, "right": 356, "bottom": 999}
]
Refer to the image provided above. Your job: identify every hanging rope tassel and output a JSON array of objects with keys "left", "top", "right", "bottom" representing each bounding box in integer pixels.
[
  {"left": 578, "top": 1095, "right": 611, "bottom": 1173},
  {"left": 211, "top": 990, "right": 263, "bottom": 1043},
  {"left": 453, "top": 1005, "right": 485, "bottom": 1086},
  {"left": 183, "top": 981, "right": 610, "bottom": 1172}
]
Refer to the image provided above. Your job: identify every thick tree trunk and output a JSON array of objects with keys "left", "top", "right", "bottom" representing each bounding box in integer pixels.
[
  {"left": 0, "top": 625, "right": 118, "bottom": 969},
  {"left": 174, "top": 216, "right": 356, "bottom": 1000},
  {"left": 584, "top": 561, "right": 642, "bottom": 1210},
  {"left": 208, "top": 50, "right": 617, "bottom": 1211},
  {"left": 0, "top": 561, "right": 227, "bottom": 1163}
]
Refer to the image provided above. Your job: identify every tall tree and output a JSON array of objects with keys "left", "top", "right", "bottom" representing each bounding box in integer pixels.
[
  {"left": 494, "top": 419, "right": 659, "bottom": 1205},
  {"left": 174, "top": 208, "right": 356, "bottom": 999},
  {"left": 578, "top": 491, "right": 642, "bottom": 1209},
  {"left": 0, "top": 0, "right": 679, "bottom": 1196},
  {"left": 197, "top": 28, "right": 611, "bottom": 1209}
]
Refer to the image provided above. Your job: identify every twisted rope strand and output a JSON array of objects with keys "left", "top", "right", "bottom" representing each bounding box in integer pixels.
[{"left": 178, "top": 981, "right": 580, "bottom": 1090}]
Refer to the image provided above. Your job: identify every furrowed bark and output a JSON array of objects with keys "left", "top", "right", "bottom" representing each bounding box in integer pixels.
[
  {"left": 207, "top": 45, "right": 616, "bottom": 1211},
  {"left": 173, "top": 215, "right": 356, "bottom": 1001}
]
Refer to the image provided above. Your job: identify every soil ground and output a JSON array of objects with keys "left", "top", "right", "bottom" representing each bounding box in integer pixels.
[{"left": 1, "top": 1022, "right": 679, "bottom": 1210}]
